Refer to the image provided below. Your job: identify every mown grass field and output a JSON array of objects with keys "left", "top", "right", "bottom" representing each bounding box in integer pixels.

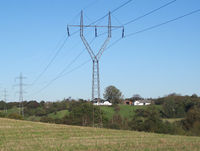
[{"left": 0, "top": 118, "right": 200, "bottom": 151}]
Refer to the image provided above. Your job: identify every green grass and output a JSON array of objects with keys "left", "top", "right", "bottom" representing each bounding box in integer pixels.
[
  {"left": 0, "top": 118, "right": 200, "bottom": 151},
  {"left": 119, "top": 105, "right": 146, "bottom": 119},
  {"left": 100, "top": 106, "right": 115, "bottom": 119},
  {"left": 48, "top": 110, "right": 69, "bottom": 119},
  {"left": 100, "top": 105, "right": 155, "bottom": 120},
  {"left": 25, "top": 115, "right": 41, "bottom": 121},
  {"left": 6, "top": 106, "right": 19, "bottom": 114},
  {"left": 45, "top": 105, "right": 161, "bottom": 120}
]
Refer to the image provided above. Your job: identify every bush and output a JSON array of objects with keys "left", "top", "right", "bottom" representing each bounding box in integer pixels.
[
  {"left": 181, "top": 107, "right": 200, "bottom": 136},
  {"left": 64, "top": 101, "right": 107, "bottom": 127},
  {"left": 27, "top": 116, "right": 40, "bottom": 122},
  {"left": 0, "top": 112, "right": 6, "bottom": 117},
  {"left": 8, "top": 113, "right": 23, "bottom": 120},
  {"left": 129, "top": 106, "right": 183, "bottom": 134},
  {"left": 107, "top": 113, "right": 123, "bottom": 130},
  {"left": 129, "top": 117, "right": 145, "bottom": 131},
  {"left": 40, "top": 116, "right": 54, "bottom": 123}
]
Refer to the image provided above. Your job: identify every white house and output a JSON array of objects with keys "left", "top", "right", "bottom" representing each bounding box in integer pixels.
[
  {"left": 133, "top": 100, "right": 151, "bottom": 106},
  {"left": 93, "top": 101, "right": 112, "bottom": 106}
]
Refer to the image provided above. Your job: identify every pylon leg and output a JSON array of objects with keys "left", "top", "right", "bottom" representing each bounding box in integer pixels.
[{"left": 92, "top": 60, "right": 100, "bottom": 102}]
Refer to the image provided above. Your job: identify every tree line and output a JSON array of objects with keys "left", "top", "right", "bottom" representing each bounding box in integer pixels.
[{"left": 0, "top": 86, "right": 200, "bottom": 136}]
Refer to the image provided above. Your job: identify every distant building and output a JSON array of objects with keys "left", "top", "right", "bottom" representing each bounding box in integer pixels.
[
  {"left": 133, "top": 100, "right": 151, "bottom": 106},
  {"left": 124, "top": 100, "right": 133, "bottom": 105},
  {"left": 123, "top": 99, "right": 152, "bottom": 106},
  {"left": 93, "top": 101, "right": 112, "bottom": 106}
]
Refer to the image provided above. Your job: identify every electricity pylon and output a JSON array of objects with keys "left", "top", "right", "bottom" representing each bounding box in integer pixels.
[
  {"left": 3, "top": 89, "right": 7, "bottom": 113},
  {"left": 68, "top": 11, "right": 124, "bottom": 102},
  {"left": 15, "top": 73, "right": 26, "bottom": 117}
]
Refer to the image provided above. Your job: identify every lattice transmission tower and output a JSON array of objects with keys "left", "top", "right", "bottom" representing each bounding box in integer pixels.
[
  {"left": 15, "top": 73, "right": 26, "bottom": 117},
  {"left": 68, "top": 11, "right": 124, "bottom": 102},
  {"left": 3, "top": 89, "right": 7, "bottom": 113}
]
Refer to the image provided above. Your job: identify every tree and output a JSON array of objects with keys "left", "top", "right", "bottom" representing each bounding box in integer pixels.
[
  {"left": 129, "top": 106, "right": 175, "bottom": 134},
  {"left": 191, "top": 94, "right": 198, "bottom": 98},
  {"left": 0, "top": 101, "right": 6, "bottom": 110},
  {"left": 65, "top": 101, "right": 107, "bottom": 127},
  {"left": 25, "top": 101, "right": 40, "bottom": 109},
  {"left": 8, "top": 113, "right": 23, "bottom": 120},
  {"left": 103, "top": 85, "right": 123, "bottom": 104},
  {"left": 183, "top": 107, "right": 200, "bottom": 129},
  {"left": 131, "top": 94, "right": 143, "bottom": 101}
]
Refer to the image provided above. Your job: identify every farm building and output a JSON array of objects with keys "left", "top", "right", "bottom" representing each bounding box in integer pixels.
[
  {"left": 93, "top": 101, "right": 112, "bottom": 106},
  {"left": 124, "top": 100, "right": 133, "bottom": 105},
  {"left": 123, "top": 99, "right": 152, "bottom": 106},
  {"left": 133, "top": 100, "right": 151, "bottom": 106}
]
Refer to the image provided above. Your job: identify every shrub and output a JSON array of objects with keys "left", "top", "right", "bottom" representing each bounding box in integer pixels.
[
  {"left": 0, "top": 112, "right": 6, "bottom": 117},
  {"left": 40, "top": 116, "right": 54, "bottom": 123},
  {"left": 64, "top": 101, "right": 107, "bottom": 127},
  {"left": 8, "top": 113, "right": 23, "bottom": 120},
  {"left": 181, "top": 107, "right": 200, "bottom": 136},
  {"left": 27, "top": 116, "right": 40, "bottom": 122}
]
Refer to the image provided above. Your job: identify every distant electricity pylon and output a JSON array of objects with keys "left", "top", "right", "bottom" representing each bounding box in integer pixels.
[
  {"left": 68, "top": 11, "right": 124, "bottom": 102},
  {"left": 15, "top": 73, "right": 26, "bottom": 117},
  {"left": 3, "top": 89, "right": 7, "bottom": 113}
]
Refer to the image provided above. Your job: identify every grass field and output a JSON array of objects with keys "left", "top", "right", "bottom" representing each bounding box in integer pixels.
[
  {"left": 100, "top": 105, "right": 146, "bottom": 119},
  {"left": 45, "top": 105, "right": 155, "bottom": 120},
  {"left": 2, "top": 105, "right": 162, "bottom": 121},
  {"left": 48, "top": 110, "right": 69, "bottom": 119},
  {"left": 0, "top": 118, "right": 200, "bottom": 151},
  {"left": 100, "top": 105, "right": 162, "bottom": 120}
]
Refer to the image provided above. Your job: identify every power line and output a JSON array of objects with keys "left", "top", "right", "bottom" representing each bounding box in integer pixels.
[
  {"left": 31, "top": 36, "right": 69, "bottom": 85},
  {"left": 67, "top": 0, "right": 100, "bottom": 25},
  {"left": 30, "top": 8, "right": 200, "bottom": 97},
  {"left": 29, "top": 33, "right": 95, "bottom": 96},
  {"left": 76, "top": 11, "right": 123, "bottom": 101},
  {"left": 61, "top": 8, "right": 200, "bottom": 99},
  {"left": 98, "top": 0, "right": 178, "bottom": 37},
  {"left": 28, "top": 38, "right": 95, "bottom": 96},
  {"left": 29, "top": 59, "right": 90, "bottom": 97},
  {"left": 31, "top": 1, "right": 100, "bottom": 86},
  {"left": 50, "top": 33, "right": 94, "bottom": 79},
  {"left": 57, "top": 38, "right": 96, "bottom": 78},
  {"left": 102, "top": 8, "right": 200, "bottom": 55},
  {"left": 61, "top": 59, "right": 90, "bottom": 78},
  {"left": 69, "top": 0, "right": 134, "bottom": 36},
  {"left": 112, "top": 0, "right": 134, "bottom": 14},
  {"left": 33, "top": 8, "right": 124, "bottom": 98},
  {"left": 91, "top": 0, "right": 134, "bottom": 25},
  {"left": 29, "top": 3, "right": 200, "bottom": 98},
  {"left": 112, "top": 13, "right": 124, "bottom": 26},
  {"left": 125, "top": 8, "right": 200, "bottom": 37},
  {"left": 123, "top": 0, "right": 177, "bottom": 26}
]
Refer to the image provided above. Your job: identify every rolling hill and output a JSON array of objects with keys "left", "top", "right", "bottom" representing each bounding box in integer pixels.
[{"left": 0, "top": 118, "right": 200, "bottom": 151}]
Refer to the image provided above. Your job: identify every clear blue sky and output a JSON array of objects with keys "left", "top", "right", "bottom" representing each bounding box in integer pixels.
[{"left": 0, "top": 0, "right": 200, "bottom": 102}]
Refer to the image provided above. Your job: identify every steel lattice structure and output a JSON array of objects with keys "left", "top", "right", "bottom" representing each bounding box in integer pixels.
[
  {"left": 68, "top": 11, "right": 123, "bottom": 102},
  {"left": 15, "top": 73, "right": 26, "bottom": 117}
]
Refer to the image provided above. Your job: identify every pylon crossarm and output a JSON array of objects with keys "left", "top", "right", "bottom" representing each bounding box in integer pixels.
[
  {"left": 69, "top": 25, "right": 123, "bottom": 28},
  {"left": 96, "top": 37, "right": 110, "bottom": 60},
  {"left": 80, "top": 35, "right": 96, "bottom": 60}
]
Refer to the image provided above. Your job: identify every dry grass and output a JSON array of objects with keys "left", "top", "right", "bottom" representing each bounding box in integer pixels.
[
  {"left": 162, "top": 118, "right": 183, "bottom": 123},
  {"left": 0, "top": 118, "right": 200, "bottom": 151}
]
